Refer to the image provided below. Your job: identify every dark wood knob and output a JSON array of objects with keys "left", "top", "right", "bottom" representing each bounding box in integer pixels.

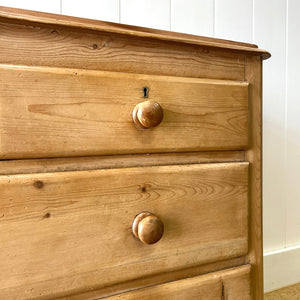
[
  {"left": 132, "top": 212, "right": 164, "bottom": 245},
  {"left": 132, "top": 101, "right": 163, "bottom": 129}
]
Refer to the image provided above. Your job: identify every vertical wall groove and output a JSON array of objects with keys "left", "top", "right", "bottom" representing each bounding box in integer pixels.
[
  {"left": 251, "top": 0, "right": 254, "bottom": 43},
  {"left": 284, "top": 0, "right": 289, "bottom": 249},
  {"left": 119, "top": 0, "right": 121, "bottom": 23},
  {"left": 213, "top": 0, "right": 215, "bottom": 37},
  {"left": 169, "top": 0, "right": 172, "bottom": 31}
]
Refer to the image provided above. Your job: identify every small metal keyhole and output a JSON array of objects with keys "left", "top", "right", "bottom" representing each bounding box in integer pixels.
[{"left": 143, "top": 87, "right": 149, "bottom": 98}]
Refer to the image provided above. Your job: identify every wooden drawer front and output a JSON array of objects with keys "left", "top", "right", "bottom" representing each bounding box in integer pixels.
[
  {"left": 107, "top": 273, "right": 222, "bottom": 300},
  {"left": 0, "top": 65, "right": 248, "bottom": 159},
  {"left": 106, "top": 265, "right": 251, "bottom": 299},
  {"left": 0, "top": 19, "right": 246, "bottom": 81},
  {"left": 0, "top": 162, "right": 248, "bottom": 298}
]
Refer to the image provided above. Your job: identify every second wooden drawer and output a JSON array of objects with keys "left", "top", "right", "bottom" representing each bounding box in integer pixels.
[{"left": 0, "top": 162, "right": 248, "bottom": 298}]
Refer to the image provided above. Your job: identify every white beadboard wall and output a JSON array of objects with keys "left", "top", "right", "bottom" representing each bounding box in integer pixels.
[{"left": 0, "top": 0, "right": 299, "bottom": 293}]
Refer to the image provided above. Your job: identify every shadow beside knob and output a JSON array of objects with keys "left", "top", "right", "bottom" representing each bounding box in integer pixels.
[
  {"left": 132, "top": 212, "right": 164, "bottom": 245},
  {"left": 132, "top": 101, "right": 163, "bottom": 129}
]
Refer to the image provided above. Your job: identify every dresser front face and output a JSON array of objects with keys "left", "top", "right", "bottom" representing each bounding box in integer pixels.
[{"left": 0, "top": 7, "right": 266, "bottom": 300}]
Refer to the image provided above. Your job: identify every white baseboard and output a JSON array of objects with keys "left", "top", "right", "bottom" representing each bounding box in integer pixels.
[{"left": 264, "top": 244, "right": 300, "bottom": 292}]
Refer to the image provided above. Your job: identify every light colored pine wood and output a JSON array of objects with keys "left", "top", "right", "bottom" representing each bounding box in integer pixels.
[
  {"left": 57, "top": 257, "right": 246, "bottom": 299},
  {"left": 245, "top": 56, "right": 263, "bottom": 299},
  {"left": 0, "top": 162, "right": 248, "bottom": 299},
  {"left": 105, "top": 274, "right": 222, "bottom": 299},
  {"left": 132, "top": 100, "right": 164, "bottom": 129},
  {"left": 0, "top": 65, "right": 249, "bottom": 159},
  {"left": 264, "top": 282, "right": 300, "bottom": 300},
  {"left": 104, "top": 265, "right": 251, "bottom": 299},
  {"left": 222, "top": 264, "right": 251, "bottom": 299},
  {"left": 132, "top": 212, "right": 164, "bottom": 245},
  {"left": 0, "top": 7, "right": 269, "bottom": 298},
  {"left": 0, "top": 20, "right": 246, "bottom": 82},
  {"left": 0, "top": 151, "right": 245, "bottom": 175},
  {"left": 0, "top": 6, "right": 270, "bottom": 59}
]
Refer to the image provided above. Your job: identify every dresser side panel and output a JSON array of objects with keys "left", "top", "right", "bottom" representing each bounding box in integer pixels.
[{"left": 245, "top": 56, "right": 263, "bottom": 299}]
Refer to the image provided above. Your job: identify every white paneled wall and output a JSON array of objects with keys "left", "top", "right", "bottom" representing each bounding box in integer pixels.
[
  {"left": 120, "top": 0, "right": 170, "bottom": 30},
  {"left": 286, "top": 0, "right": 300, "bottom": 248},
  {"left": 0, "top": 0, "right": 299, "bottom": 293},
  {"left": 0, "top": 0, "right": 60, "bottom": 13},
  {"left": 62, "top": 0, "right": 119, "bottom": 23},
  {"left": 253, "top": 0, "right": 287, "bottom": 253},
  {"left": 171, "top": 0, "right": 214, "bottom": 36},
  {"left": 215, "top": 0, "right": 253, "bottom": 43}
]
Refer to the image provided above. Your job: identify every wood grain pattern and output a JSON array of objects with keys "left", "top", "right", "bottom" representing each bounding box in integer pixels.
[
  {"left": 0, "top": 6, "right": 270, "bottom": 59},
  {"left": 132, "top": 212, "right": 164, "bottom": 245},
  {"left": 57, "top": 257, "right": 246, "bottom": 300},
  {"left": 0, "top": 8, "right": 268, "bottom": 298},
  {"left": 0, "top": 162, "right": 248, "bottom": 299},
  {"left": 0, "top": 151, "right": 245, "bottom": 175},
  {"left": 0, "top": 20, "right": 246, "bottom": 81},
  {"left": 104, "top": 274, "right": 222, "bottom": 300},
  {"left": 104, "top": 265, "right": 251, "bottom": 299},
  {"left": 0, "top": 65, "right": 249, "bottom": 159},
  {"left": 222, "top": 264, "right": 251, "bottom": 299},
  {"left": 132, "top": 101, "right": 164, "bottom": 129},
  {"left": 245, "top": 56, "right": 263, "bottom": 299}
]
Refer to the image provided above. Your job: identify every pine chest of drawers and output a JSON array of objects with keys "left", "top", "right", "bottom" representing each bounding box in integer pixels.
[{"left": 0, "top": 6, "right": 270, "bottom": 300}]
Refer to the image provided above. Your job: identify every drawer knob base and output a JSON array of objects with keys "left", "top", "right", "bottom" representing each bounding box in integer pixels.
[
  {"left": 132, "top": 101, "right": 163, "bottom": 129},
  {"left": 132, "top": 212, "right": 164, "bottom": 245}
]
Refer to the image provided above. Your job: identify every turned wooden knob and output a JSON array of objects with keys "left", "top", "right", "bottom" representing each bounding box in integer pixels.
[
  {"left": 132, "top": 101, "right": 163, "bottom": 129},
  {"left": 132, "top": 212, "right": 164, "bottom": 245}
]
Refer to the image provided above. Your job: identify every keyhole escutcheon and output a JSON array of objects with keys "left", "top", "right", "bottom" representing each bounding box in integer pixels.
[{"left": 143, "top": 87, "right": 149, "bottom": 98}]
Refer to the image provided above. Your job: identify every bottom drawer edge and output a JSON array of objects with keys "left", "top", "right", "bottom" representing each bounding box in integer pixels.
[{"left": 103, "top": 264, "right": 251, "bottom": 300}]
